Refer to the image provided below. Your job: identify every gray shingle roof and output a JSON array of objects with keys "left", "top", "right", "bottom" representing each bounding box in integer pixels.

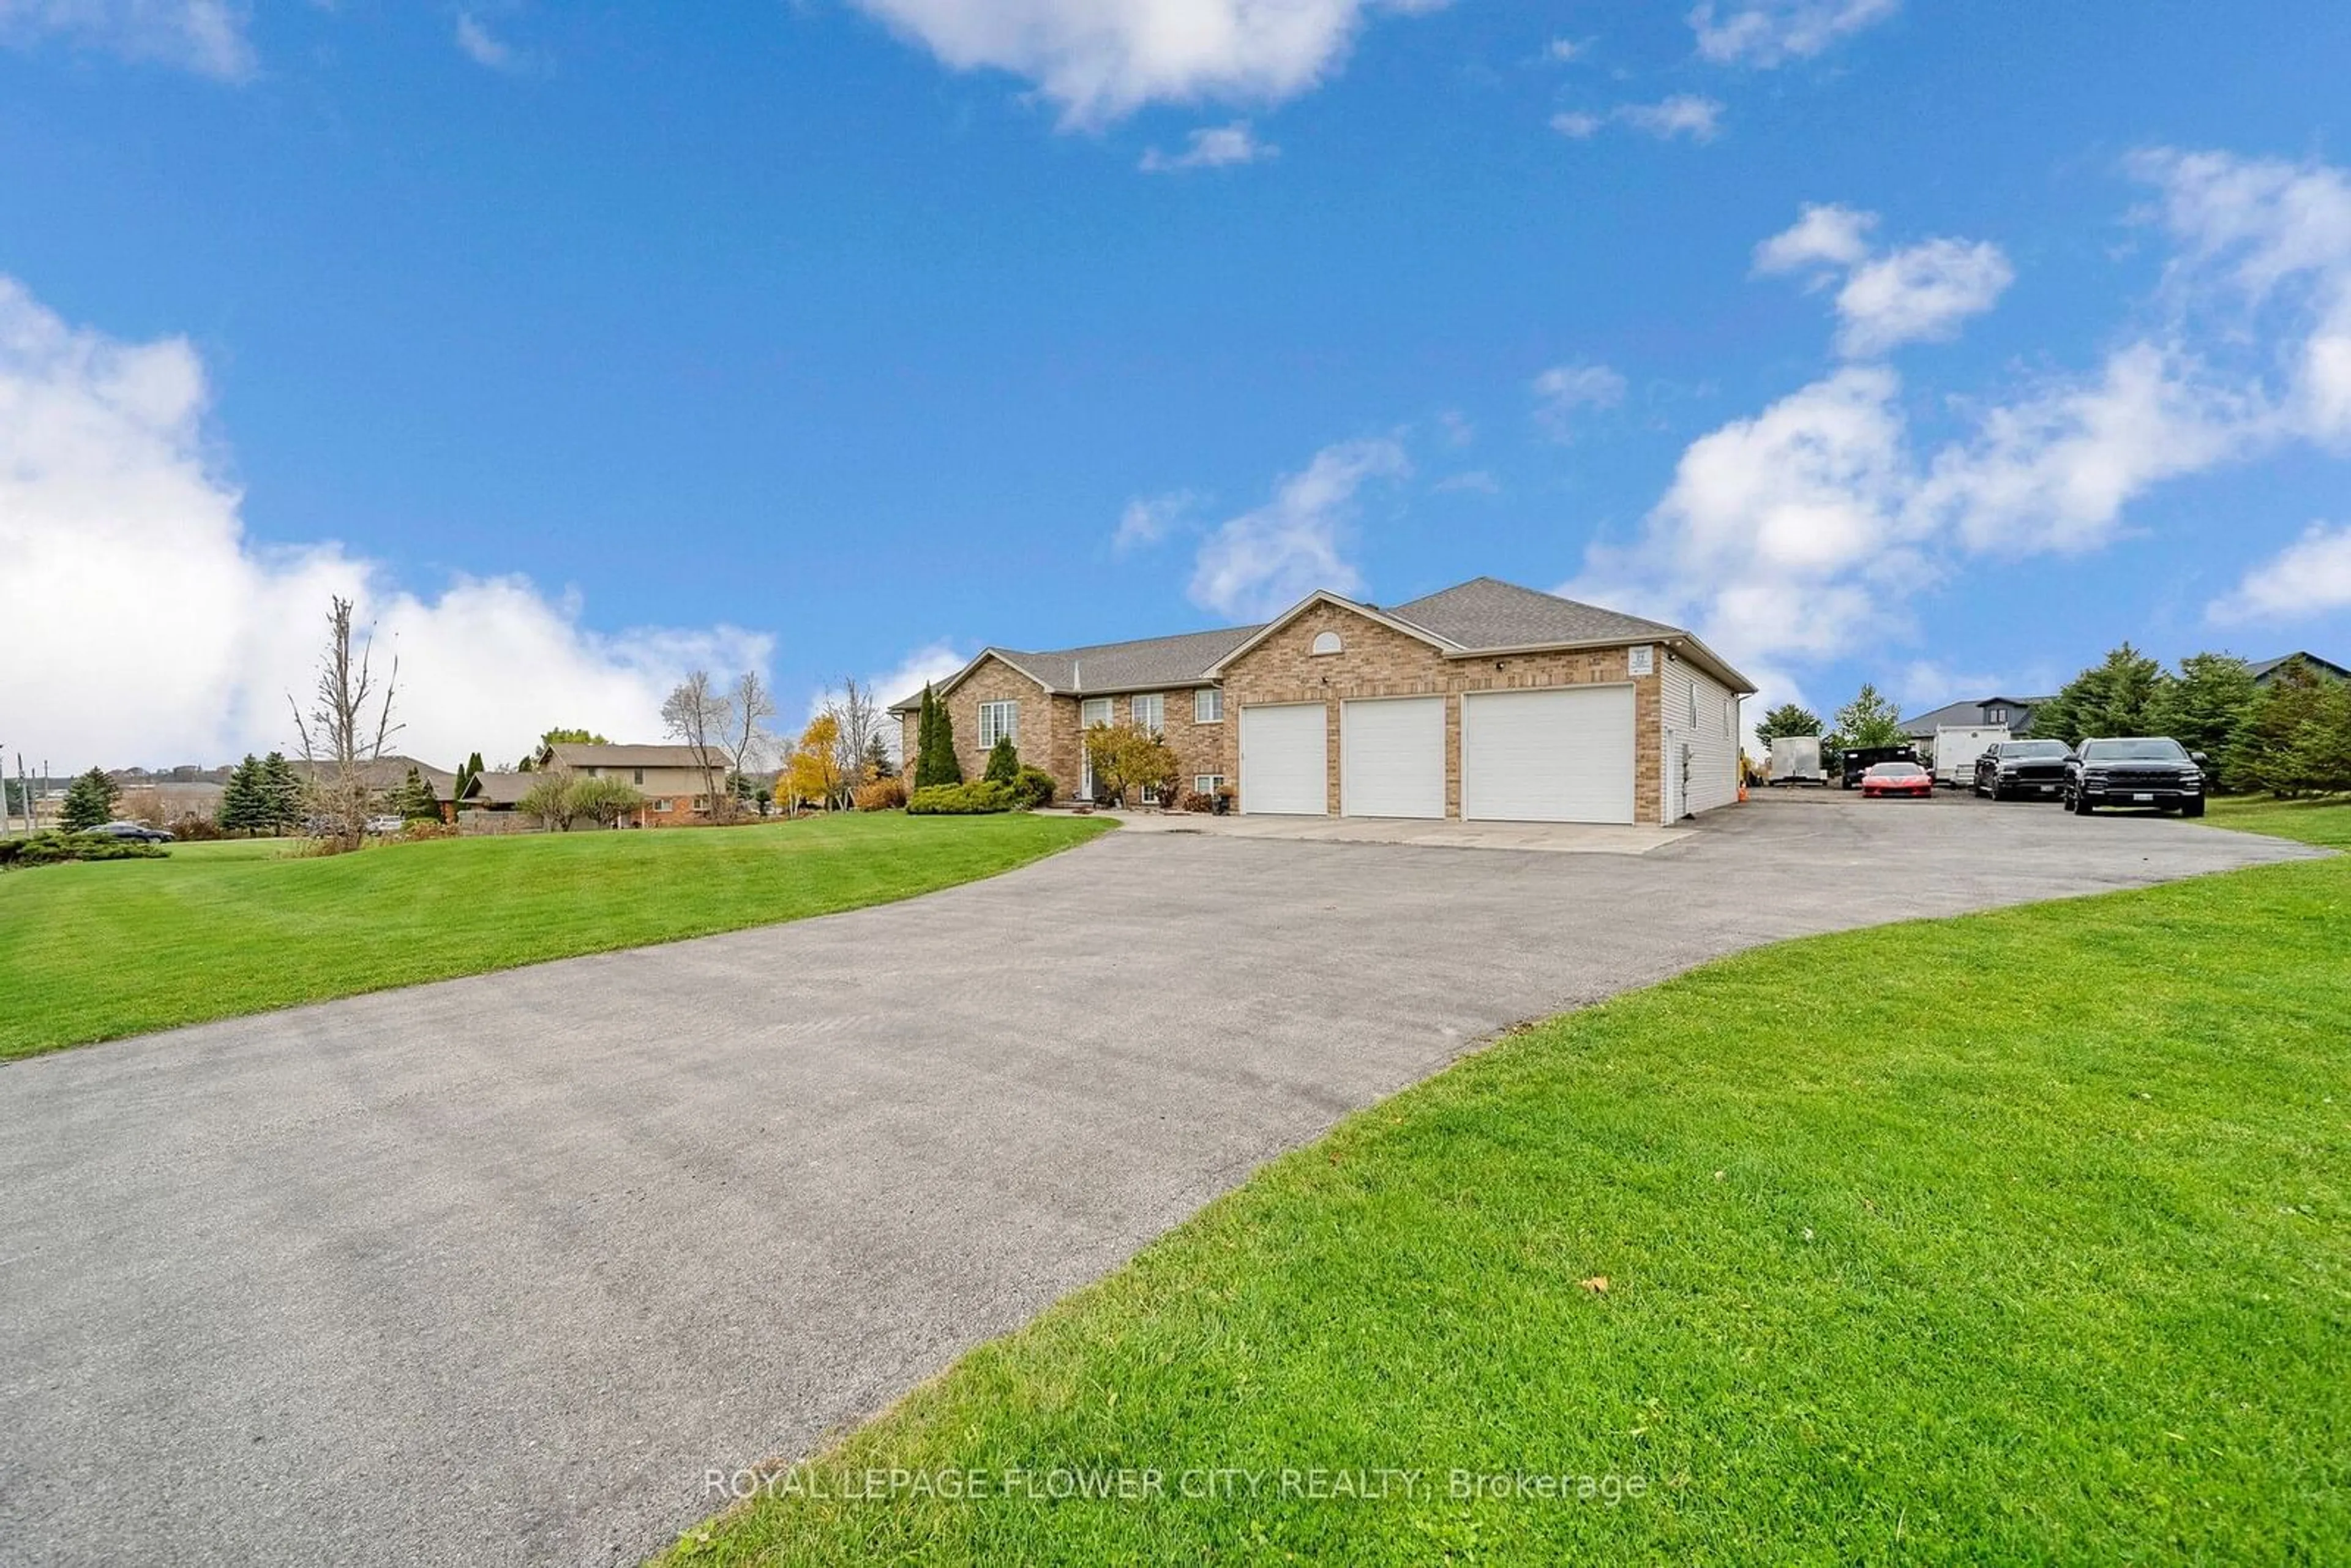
[
  {"left": 1384, "top": 576, "right": 1686, "bottom": 650},
  {"left": 1899, "top": 697, "right": 2050, "bottom": 738},
  {"left": 893, "top": 576, "right": 1751, "bottom": 710},
  {"left": 544, "top": 743, "right": 714, "bottom": 769},
  {"left": 2249, "top": 652, "right": 2349, "bottom": 682},
  {"left": 891, "top": 624, "right": 1263, "bottom": 710}
]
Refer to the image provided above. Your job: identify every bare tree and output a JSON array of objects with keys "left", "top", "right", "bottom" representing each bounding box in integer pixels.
[
  {"left": 289, "top": 595, "right": 400, "bottom": 849},
  {"left": 662, "top": 670, "right": 732, "bottom": 822},
  {"left": 725, "top": 671, "right": 777, "bottom": 802},
  {"left": 823, "top": 677, "right": 883, "bottom": 788}
]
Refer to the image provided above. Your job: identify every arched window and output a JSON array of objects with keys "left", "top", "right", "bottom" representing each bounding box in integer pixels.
[{"left": 1310, "top": 630, "right": 1343, "bottom": 656}]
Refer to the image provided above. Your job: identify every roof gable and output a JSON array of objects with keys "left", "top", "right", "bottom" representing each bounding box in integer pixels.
[
  {"left": 1204, "top": 590, "right": 1460, "bottom": 675},
  {"left": 1385, "top": 576, "right": 1684, "bottom": 651}
]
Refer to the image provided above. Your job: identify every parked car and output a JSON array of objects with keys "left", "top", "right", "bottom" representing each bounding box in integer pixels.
[
  {"left": 364, "top": 814, "right": 406, "bottom": 836},
  {"left": 1973, "top": 739, "right": 2071, "bottom": 801},
  {"left": 2063, "top": 737, "right": 2208, "bottom": 817},
  {"left": 1859, "top": 761, "right": 1934, "bottom": 799},
  {"left": 80, "top": 820, "right": 175, "bottom": 843},
  {"left": 1840, "top": 743, "right": 1921, "bottom": 788}
]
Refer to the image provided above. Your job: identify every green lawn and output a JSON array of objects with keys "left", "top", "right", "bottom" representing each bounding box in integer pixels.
[
  {"left": 666, "top": 802, "right": 2349, "bottom": 1566},
  {"left": 0, "top": 814, "right": 1109, "bottom": 1059}
]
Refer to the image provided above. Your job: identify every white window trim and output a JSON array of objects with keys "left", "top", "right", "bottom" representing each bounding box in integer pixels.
[
  {"left": 1194, "top": 774, "right": 1225, "bottom": 794},
  {"left": 1310, "top": 631, "right": 1343, "bottom": 656},
  {"left": 978, "top": 700, "right": 1019, "bottom": 749},
  {"left": 1194, "top": 687, "right": 1223, "bottom": 722},
  {"left": 1131, "top": 693, "right": 1165, "bottom": 734}
]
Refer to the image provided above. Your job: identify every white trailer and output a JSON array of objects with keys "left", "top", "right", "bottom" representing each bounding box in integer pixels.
[
  {"left": 1768, "top": 735, "right": 1825, "bottom": 784},
  {"left": 1932, "top": 724, "right": 2009, "bottom": 787}
]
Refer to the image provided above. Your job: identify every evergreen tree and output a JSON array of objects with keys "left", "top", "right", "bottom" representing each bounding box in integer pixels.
[
  {"left": 218, "top": 754, "right": 266, "bottom": 835},
  {"left": 1752, "top": 702, "right": 1823, "bottom": 752},
  {"left": 864, "top": 731, "right": 896, "bottom": 779},
  {"left": 2028, "top": 643, "right": 2168, "bottom": 746},
  {"left": 61, "top": 767, "right": 119, "bottom": 832},
  {"left": 914, "top": 683, "right": 965, "bottom": 789},
  {"left": 260, "top": 751, "right": 304, "bottom": 835},
  {"left": 2150, "top": 653, "right": 2258, "bottom": 789},
  {"left": 453, "top": 751, "right": 485, "bottom": 803},
  {"left": 983, "top": 736, "right": 1020, "bottom": 784},
  {"left": 2228, "top": 659, "right": 2344, "bottom": 797},
  {"left": 388, "top": 765, "right": 440, "bottom": 820}
]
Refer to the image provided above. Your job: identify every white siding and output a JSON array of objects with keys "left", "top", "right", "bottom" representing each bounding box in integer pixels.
[{"left": 1661, "top": 656, "right": 1742, "bottom": 820}]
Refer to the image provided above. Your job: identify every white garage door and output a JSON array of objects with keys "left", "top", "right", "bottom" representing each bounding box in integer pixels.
[
  {"left": 1239, "top": 703, "right": 1329, "bottom": 816},
  {"left": 1341, "top": 697, "right": 1445, "bottom": 819},
  {"left": 1461, "top": 686, "right": 1637, "bottom": 823}
]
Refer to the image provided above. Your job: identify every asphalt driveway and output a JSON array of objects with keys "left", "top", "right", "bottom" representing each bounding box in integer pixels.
[{"left": 0, "top": 796, "right": 2323, "bottom": 1567}]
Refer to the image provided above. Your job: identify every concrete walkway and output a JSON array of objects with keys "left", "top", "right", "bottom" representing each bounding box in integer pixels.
[
  {"left": 1059, "top": 806, "right": 1692, "bottom": 854},
  {"left": 0, "top": 795, "right": 2323, "bottom": 1567}
]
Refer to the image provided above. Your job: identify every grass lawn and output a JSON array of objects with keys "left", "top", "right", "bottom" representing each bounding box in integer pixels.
[
  {"left": 0, "top": 813, "right": 1109, "bottom": 1060},
  {"left": 666, "top": 802, "right": 2349, "bottom": 1566}
]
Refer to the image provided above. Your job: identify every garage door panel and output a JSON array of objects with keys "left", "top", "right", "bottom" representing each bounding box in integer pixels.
[
  {"left": 1341, "top": 697, "right": 1445, "bottom": 819},
  {"left": 1239, "top": 703, "right": 1328, "bottom": 816},
  {"left": 1461, "top": 687, "right": 1635, "bottom": 823}
]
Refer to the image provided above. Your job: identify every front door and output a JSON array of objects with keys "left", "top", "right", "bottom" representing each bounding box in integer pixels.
[{"left": 1079, "top": 697, "right": 1111, "bottom": 799}]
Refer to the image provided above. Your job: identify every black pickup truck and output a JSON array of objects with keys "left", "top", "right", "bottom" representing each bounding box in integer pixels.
[
  {"left": 2063, "top": 737, "right": 2209, "bottom": 817},
  {"left": 1972, "top": 739, "right": 2071, "bottom": 801}
]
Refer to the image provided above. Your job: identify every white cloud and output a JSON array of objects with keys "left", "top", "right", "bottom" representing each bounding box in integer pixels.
[
  {"left": 1618, "top": 94, "right": 1724, "bottom": 142},
  {"left": 1139, "top": 120, "right": 1277, "bottom": 172},
  {"left": 0, "top": 275, "right": 771, "bottom": 772},
  {"left": 1835, "top": 238, "right": 2015, "bottom": 356},
  {"left": 1916, "top": 342, "right": 2258, "bottom": 555},
  {"left": 1755, "top": 206, "right": 2012, "bottom": 356},
  {"left": 2208, "top": 523, "right": 2351, "bottom": 626},
  {"left": 1112, "top": 490, "right": 1197, "bottom": 549},
  {"left": 1545, "top": 35, "right": 1591, "bottom": 62},
  {"left": 454, "top": 12, "right": 518, "bottom": 72},
  {"left": 1567, "top": 148, "right": 2351, "bottom": 694},
  {"left": 1189, "top": 437, "right": 1408, "bottom": 620},
  {"left": 2130, "top": 148, "right": 2351, "bottom": 445},
  {"left": 1553, "top": 96, "right": 1723, "bottom": 144},
  {"left": 0, "top": 0, "right": 253, "bottom": 79},
  {"left": 1531, "top": 361, "right": 1628, "bottom": 440},
  {"left": 844, "top": 0, "right": 1444, "bottom": 127},
  {"left": 1689, "top": 0, "right": 1897, "bottom": 67},
  {"left": 1753, "top": 203, "right": 1877, "bottom": 275}
]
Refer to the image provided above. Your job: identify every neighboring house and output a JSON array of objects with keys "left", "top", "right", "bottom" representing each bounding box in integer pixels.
[
  {"left": 531, "top": 742, "right": 727, "bottom": 826},
  {"left": 893, "top": 576, "right": 1755, "bottom": 826},
  {"left": 457, "top": 771, "right": 538, "bottom": 812},
  {"left": 2249, "top": 652, "right": 2349, "bottom": 685},
  {"left": 1900, "top": 696, "right": 2050, "bottom": 743},
  {"left": 288, "top": 754, "right": 459, "bottom": 801}
]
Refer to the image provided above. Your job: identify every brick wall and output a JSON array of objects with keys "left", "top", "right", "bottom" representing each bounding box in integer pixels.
[
  {"left": 1217, "top": 599, "right": 1665, "bottom": 824},
  {"left": 901, "top": 659, "right": 1067, "bottom": 797}
]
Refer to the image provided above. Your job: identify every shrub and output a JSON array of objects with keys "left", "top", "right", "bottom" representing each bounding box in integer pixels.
[
  {"left": 167, "top": 814, "right": 225, "bottom": 841},
  {"left": 1179, "top": 790, "right": 1215, "bottom": 813},
  {"left": 1009, "top": 766, "right": 1056, "bottom": 809},
  {"left": 0, "top": 831, "right": 170, "bottom": 869},
  {"left": 984, "top": 737, "right": 1021, "bottom": 785},
  {"left": 854, "top": 777, "right": 909, "bottom": 812},
  {"left": 907, "top": 781, "right": 1015, "bottom": 815},
  {"left": 396, "top": 819, "right": 459, "bottom": 841}
]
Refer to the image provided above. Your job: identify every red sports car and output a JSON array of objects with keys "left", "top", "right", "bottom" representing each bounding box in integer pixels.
[{"left": 1860, "top": 760, "right": 1934, "bottom": 798}]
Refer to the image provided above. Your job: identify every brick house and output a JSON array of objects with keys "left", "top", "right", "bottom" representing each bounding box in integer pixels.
[{"left": 893, "top": 577, "right": 1755, "bottom": 826}]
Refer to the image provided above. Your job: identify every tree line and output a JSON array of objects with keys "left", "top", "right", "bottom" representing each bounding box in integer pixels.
[{"left": 1752, "top": 647, "right": 2350, "bottom": 796}]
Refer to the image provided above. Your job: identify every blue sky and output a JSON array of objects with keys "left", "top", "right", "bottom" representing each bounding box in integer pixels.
[{"left": 4, "top": 1, "right": 2350, "bottom": 770}]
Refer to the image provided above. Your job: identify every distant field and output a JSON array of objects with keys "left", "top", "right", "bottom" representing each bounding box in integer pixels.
[{"left": 0, "top": 814, "right": 1111, "bottom": 1059}]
